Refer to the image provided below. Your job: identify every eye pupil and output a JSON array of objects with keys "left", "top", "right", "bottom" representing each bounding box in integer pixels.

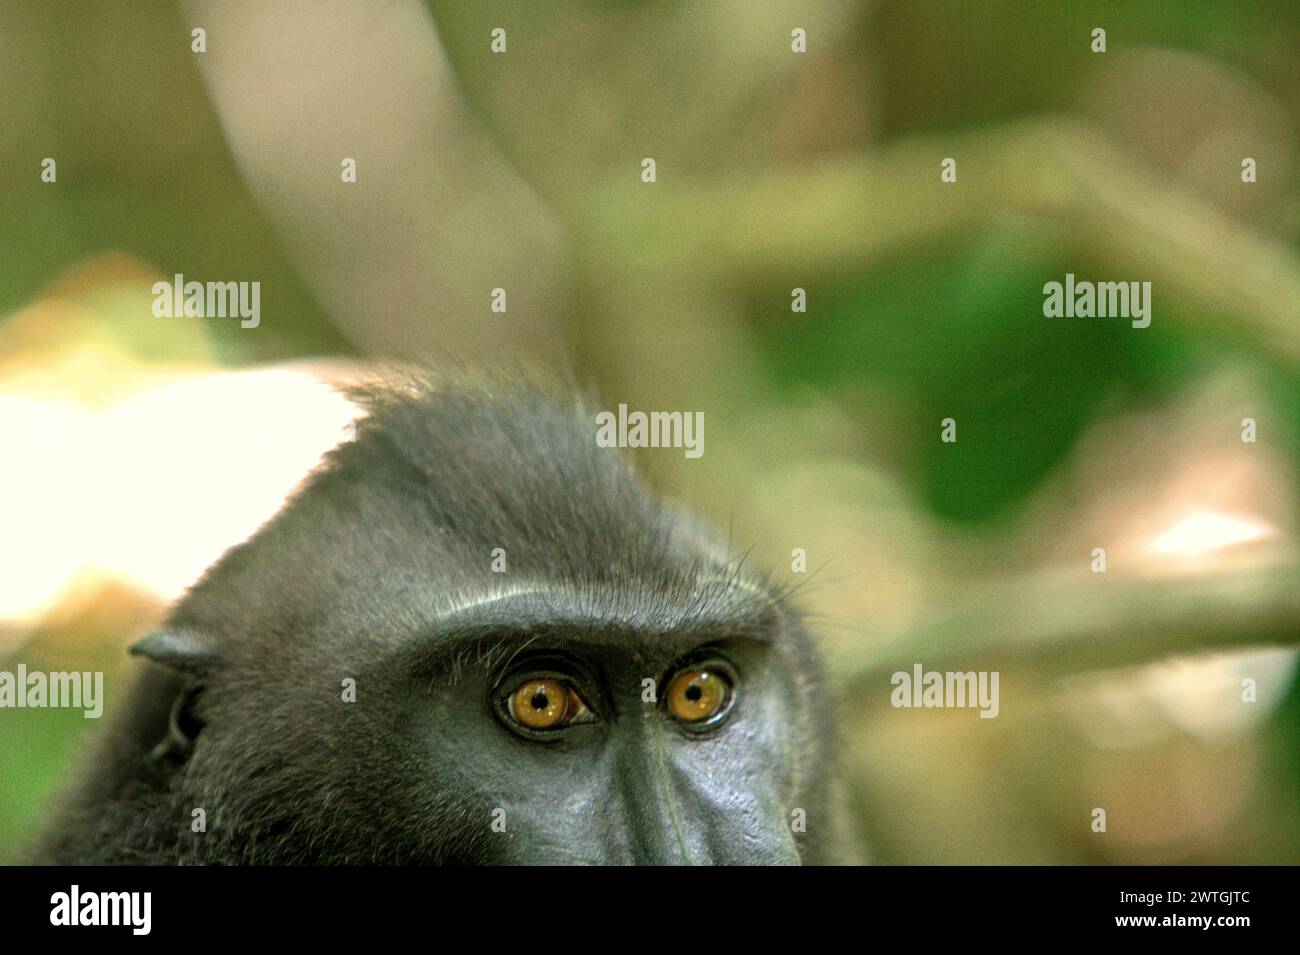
[
  {"left": 685, "top": 685, "right": 702, "bottom": 702},
  {"left": 531, "top": 692, "right": 550, "bottom": 710}
]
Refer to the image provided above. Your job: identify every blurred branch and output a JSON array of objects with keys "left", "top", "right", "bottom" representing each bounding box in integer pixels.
[
  {"left": 842, "top": 561, "right": 1300, "bottom": 692},
  {"left": 576, "top": 118, "right": 1300, "bottom": 365}
]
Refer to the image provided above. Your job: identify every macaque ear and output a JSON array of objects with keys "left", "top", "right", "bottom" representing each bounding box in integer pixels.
[{"left": 129, "top": 630, "right": 223, "bottom": 676}]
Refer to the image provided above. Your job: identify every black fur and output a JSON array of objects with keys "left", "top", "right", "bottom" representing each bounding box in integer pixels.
[{"left": 24, "top": 373, "right": 847, "bottom": 864}]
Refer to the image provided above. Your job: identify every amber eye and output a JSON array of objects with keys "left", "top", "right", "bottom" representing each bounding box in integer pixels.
[
  {"left": 666, "top": 668, "right": 733, "bottom": 724},
  {"left": 507, "top": 678, "right": 590, "bottom": 731}
]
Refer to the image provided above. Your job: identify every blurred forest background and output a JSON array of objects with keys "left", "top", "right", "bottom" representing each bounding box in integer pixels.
[{"left": 1, "top": 0, "right": 1297, "bottom": 863}]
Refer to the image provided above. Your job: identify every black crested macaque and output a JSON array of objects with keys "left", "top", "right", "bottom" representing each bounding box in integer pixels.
[{"left": 25, "top": 374, "right": 851, "bottom": 864}]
